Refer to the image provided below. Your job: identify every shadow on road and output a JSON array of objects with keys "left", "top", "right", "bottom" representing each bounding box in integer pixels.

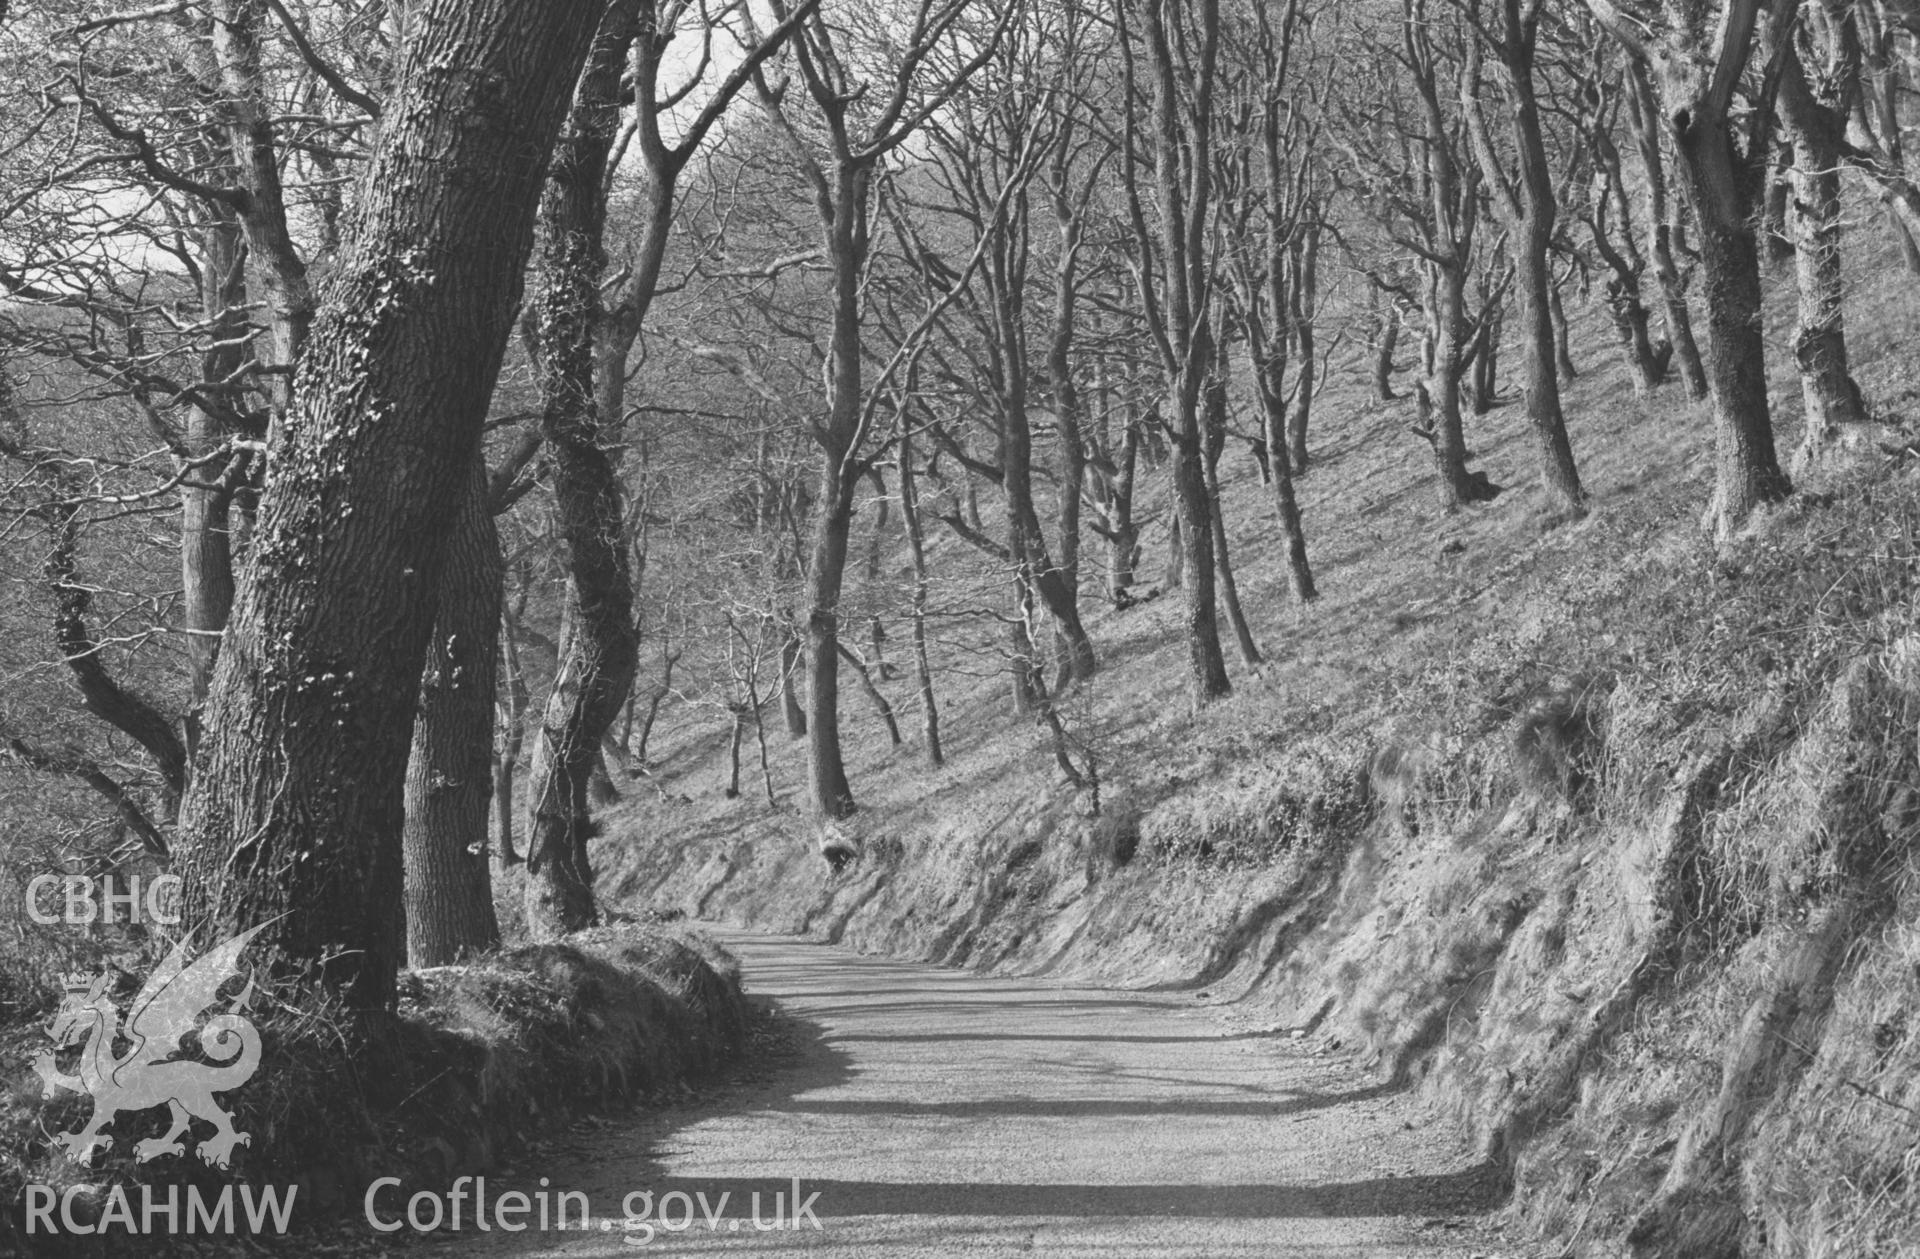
[
  {"left": 619, "top": 1164, "right": 1507, "bottom": 1221},
  {"left": 773, "top": 1083, "right": 1396, "bottom": 1120}
]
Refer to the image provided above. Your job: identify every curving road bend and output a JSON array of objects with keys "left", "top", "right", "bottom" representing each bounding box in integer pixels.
[{"left": 459, "top": 930, "right": 1518, "bottom": 1258}]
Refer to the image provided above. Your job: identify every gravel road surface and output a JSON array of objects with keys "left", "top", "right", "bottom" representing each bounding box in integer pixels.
[{"left": 458, "top": 929, "right": 1519, "bottom": 1258}]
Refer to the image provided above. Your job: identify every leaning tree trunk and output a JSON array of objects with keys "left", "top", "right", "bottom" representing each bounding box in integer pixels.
[
  {"left": 524, "top": 3, "right": 645, "bottom": 939},
  {"left": 1626, "top": 61, "right": 1709, "bottom": 400},
  {"left": 1512, "top": 225, "right": 1584, "bottom": 512},
  {"left": 172, "top": 0, "right": 603, "bottom": 1007},
  {"left": 404, "top": 457, "right": 504, "bottom": 967},
  {"left": 779, "top": 631, "right": 807, "bottom": 736},
  {"left": 1667, "top": 77, "right": 1790, "bottom": 537}
]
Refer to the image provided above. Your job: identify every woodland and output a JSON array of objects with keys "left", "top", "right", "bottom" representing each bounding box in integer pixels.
[{"left": 1, "top": 0, "right": 1918, "bottom": 1199}]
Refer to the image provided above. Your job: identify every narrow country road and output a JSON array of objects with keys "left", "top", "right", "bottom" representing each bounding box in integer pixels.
[{"left": 460, "top": 930, "right": 1517, "bottom": 1257}]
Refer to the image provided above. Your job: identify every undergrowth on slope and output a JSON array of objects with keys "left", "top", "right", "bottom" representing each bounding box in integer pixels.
[
  {"left": 1337, "top": 459, "right": 1920, "bottom": 1258},
  {"left": 0, "top": 926, "right": 745, "bottom": 1256}
]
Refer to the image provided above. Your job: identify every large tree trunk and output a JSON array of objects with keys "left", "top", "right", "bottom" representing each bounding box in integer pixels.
[
  {"left": 1513, "top": 232, "right": 1584, "bottom": 511},
  {"left": 1424, "top": 266, "right": 1487, "bottom": 509},
  {"left": 1775, "top": 37, "right": 1870, "bottom": 467},
  {"left": 1659, "top": 10, "right": 1791, "bottom": 538},
  {"left": 172, "top": 0, "right": 603, "bottom": 1008},
  {"left": 404, "top": 457, "right": 503, "bottom": 967},
  {"left": 1132, "top": 0, "right": 1230, "bottom": 706},
  {"left": 524, "top": 3, "right": 646, "bottom": 940},
  {"left": 1692, "top": 196, "right": 1790, "bottom": 533}
]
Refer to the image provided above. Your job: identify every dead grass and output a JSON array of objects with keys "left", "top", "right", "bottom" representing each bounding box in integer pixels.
[{"left": 0, "top": 924, "right": 746, "bottom": 1254}]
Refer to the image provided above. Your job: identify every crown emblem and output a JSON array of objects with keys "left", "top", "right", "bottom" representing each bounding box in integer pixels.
[{"left": 60, "top": 971, "right": 97, "bottom": 993}]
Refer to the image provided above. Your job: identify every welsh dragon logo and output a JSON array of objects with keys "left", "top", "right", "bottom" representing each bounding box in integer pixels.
[{"left": 32, "top": 923, "right": 267, "bottom": 1170}]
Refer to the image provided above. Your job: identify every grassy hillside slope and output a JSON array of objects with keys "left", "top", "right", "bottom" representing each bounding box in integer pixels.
[{"left": 598, "top": 236, "right": 1920, "bottom": 1257}]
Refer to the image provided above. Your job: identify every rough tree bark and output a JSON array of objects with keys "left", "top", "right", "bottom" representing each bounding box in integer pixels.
[
  {"left": 1623, "top": 58, "right": 1711, "bottom": 398},
  {"left": 403, "top": 456, "right": 503, "bottom": 967},
  {"left": 522, "top": 0, "right": 810, "bottom": 929},
  {"left": 172, "top": 0, "right": 604, "bottom": 1007},
  {"left": 1650, "top": 0, "right": 1790, "bottom": 535},
  {"left": 523, "top": 2, "right": 646, "bottom": 939},
  {"left": 1771, "top": 27, "right": 1871, "bottom": 466}
]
